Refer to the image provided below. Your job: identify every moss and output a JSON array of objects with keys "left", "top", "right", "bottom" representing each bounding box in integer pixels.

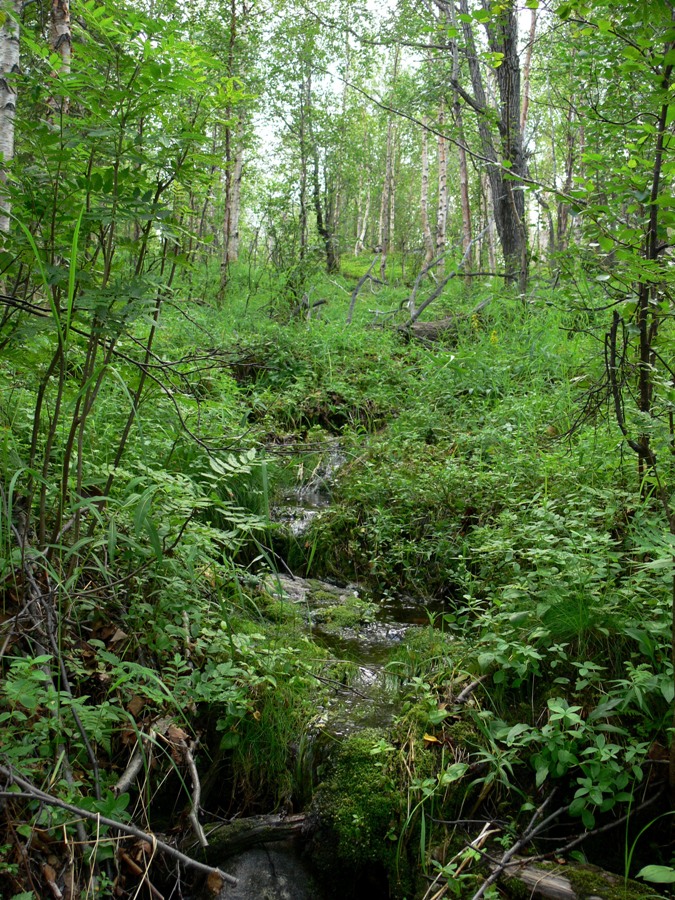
[
  {"left": 313, "top": 728, "right": 401, "bottom": 867},
  {"left": 261, "top": 598, "right": 303, "bottom": 624},
  {"left": 314, "top": 594, "right": 378, "bottom": 629},
  {"left": 502, "top": 877, "right": 534, "bottom": 900},
  {"left": 566, "top": 866, "right": 656, "bottom": 900},
  {"left": 531, "top": 862, "right": 657, "bottom": 900}
]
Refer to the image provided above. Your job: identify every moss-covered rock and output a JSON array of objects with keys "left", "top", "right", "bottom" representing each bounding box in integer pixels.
[
  {"left": 312, "top": 592, "right": 378, "bottom": 629},
  {"left": 314, "top": 728, "right": 400, "bottom": 865},
  {"left": 310, "top": 728, "right": 412, "bottom": 897}
]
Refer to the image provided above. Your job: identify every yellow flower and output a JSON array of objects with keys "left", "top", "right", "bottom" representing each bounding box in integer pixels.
[{"left": 490, "top": 330, "right": 498, "bottom": 344}]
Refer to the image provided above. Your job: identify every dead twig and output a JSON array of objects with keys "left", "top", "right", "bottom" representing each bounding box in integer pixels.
[
  {"left": 118, "top": 849, "right": 165, "bottom": 900},
  {"left": 346, "top": 255, "right": 379, "bottom": 325},
  {"left": 403, "top": 226, "right": 489, "bottom": 329},
  {"left": 0, "top": 767, "right": 237, "bottom": 887},
  {"left": 184, "top": 739, "right": 208, "bottom": 849},
  {"left": 455, "top": 675, "right": 488, "bottom": 704},
  {"left": 469, "top": 791, "right": 566, "bottom": 900}
]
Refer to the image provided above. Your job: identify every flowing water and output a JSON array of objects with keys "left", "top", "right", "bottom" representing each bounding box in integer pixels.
[{"left": 215, "top": 446, "right": 445, "bottom": 899}]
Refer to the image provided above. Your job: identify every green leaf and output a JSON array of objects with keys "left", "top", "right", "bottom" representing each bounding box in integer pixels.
[
  {"left": 581, "top": 808, "right": 595, "bottom": 829},
  {"left": 439, "top": 763, "right": 469, "bottom": 785},
  {"left": 636, "top": 866, "right": 675, "bottom": 884},
  {"left": 220, "top": 731, "right": 240, "bottom": 749}
]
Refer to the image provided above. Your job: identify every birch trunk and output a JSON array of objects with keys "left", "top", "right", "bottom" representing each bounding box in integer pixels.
[
  {"left": 389, "top": 127, "right": 396, "bottom": 255},
  {"left": 483, "top": 174, "right": 497, "bottom": 273},
  {"left": 298, "top": 78, "right": 309, "bottom": 259},
  {"left": 449, "top": 1, "right": 472, "bottom": 280},
  {"left": 354, "top": 183, "right": 370, "bottom": 255},
  {"left": 420, "top": 118, "right": 435, "bottom": 270},
  {"left": 224, "top": 118, "right": 245, "bottom": 264},
  {"left": 50, "top": 0, "right": 71, "bottom": 72},
  {"left": 378, "top": 47, "right": 399, "bottom": 282},
  {"left": 379, "top": 117, "right": 394, "bottom": 282},
  {"left": 435, "top": 100, "right": 448, "bottom": 278},
  {"left": 0, "top": 0, "right": 20, "bottom": 235}
]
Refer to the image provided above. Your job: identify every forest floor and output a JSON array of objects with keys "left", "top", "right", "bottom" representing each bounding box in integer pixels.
[{"left": 1, "top": 260, "right": 674, "bottom": 899}]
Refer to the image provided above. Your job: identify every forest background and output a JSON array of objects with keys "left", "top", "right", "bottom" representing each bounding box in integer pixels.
[{"left": 2, "top": 0, "right": 675, "bottom": 898}]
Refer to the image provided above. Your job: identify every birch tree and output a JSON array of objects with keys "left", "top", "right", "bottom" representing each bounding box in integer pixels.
[{"left": 0, "top": 0, "right": 21, "bottom": 234}]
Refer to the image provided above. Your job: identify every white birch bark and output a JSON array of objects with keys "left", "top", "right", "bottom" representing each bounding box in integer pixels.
[
  {"left": 435, "top": 99, "right": 448, "bottom": 277},
  {"left": 50, "top": 0, "right": 72, "bottom": 74},
  {"left": 449, "top": 0, "right": 472, "bottom": 277},
  {"left": 0, "top": 0, "right": 20, "bottom": 234},
  {"left": 420, "top": 118, "right": 435, "bottom": 269},
  {"left": 379, "top": 117, "right": 394, "bottom": 281},
  {"left": 354, "top": 183, "right": 370, "bottom": 255}
]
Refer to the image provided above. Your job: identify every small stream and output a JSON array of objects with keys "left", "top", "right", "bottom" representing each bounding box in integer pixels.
[{"left": 216, "top": 445, "right": 445, "bottom": 899}]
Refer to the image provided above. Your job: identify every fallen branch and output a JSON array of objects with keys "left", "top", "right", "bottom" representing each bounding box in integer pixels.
[
  {"left": 401, "top": 297, "right": 491, "bottom": 344},
  {"left": 404, "top": 246, "right": 455, "bottom": 319},
  {"left": 346, "top": 255, "right": 379, "bottom": 325},
  {"left": 403, "top": 226, "right": 489, "bottom": 329},
  {"left": 0, "top": 766, "right": 237, "bottom": 887},
  {"left": 184, "top": 739, "right": 208, "bottom": 848},
  {"left": 454, "top": 675, "right": 488, "bottom": 704},
  {"left": 490, "top": 859, "right": 650, "bottom": 900},
  {"left": 114, "top": 717, "right": 174, "bottom": 797},
  {"left": 470, "top": 791, "right": 566, "bottom": 900}
]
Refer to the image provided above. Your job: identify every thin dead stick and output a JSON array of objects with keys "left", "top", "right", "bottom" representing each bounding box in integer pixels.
[
  {"left": 455, "top": 675, "right": 488, "bottom": 704},
  {"left": 470, "top": 793, "right": 566, "bottom": 900},
  {"left": 528, "top": 787, "right": 665, "bottom": 862},
  {"left": 114, "top": 744, "right": 146, "bottom": 797},
  {"left": 422, "top": 822, "right": 500, "bottom": 900},
  {"left": 118, "top": 849, "right": 165, "bottom": 900},
  {"left": 0, "top": 769, "right": 237, "bottom": 886},
  {"left": 405, "top": 246, "right": 456, "bottom": 317},
  {"left": 404, "top": 226, "right": 490, "bottom": 328},
  {"left": 346, "top": 255, "right": 379, "bottom": 325},
  {"left": 184, "top": 740, "right": 208, "bottom": 848},
  {"left": 114, "top": 718, "right": 171, "bottom": 797}
]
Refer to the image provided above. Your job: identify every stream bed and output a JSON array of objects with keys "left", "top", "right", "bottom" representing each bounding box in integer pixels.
[{"left": 215, "top": 446, "right": 446, "bottom": 899}]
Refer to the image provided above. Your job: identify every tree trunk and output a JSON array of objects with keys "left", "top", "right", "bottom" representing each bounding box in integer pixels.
[
  {"left": 224, "top": 118, "right": 245, "bottom": 265},
  {"left": 354, "top": 182, "right": 370, "bottom": 255},
  {"left": 436, "top": 100, "right": 448, "bottom": 278},
  {"left": 298, "top": 78, "right": 309, "bottom": 260},
  {"left": 198, "top": 814, "right": 307, "bottom": 864},
  {"left": 520, "top": 8, "right": 537, "bottom": 135},
  {"left": 50, "top": 0, "right": 72, "bottom": 84},
  {"left": 457, "top": 0, "right": 527, "bottom": 290},
  {"left": 420, "top": 118, "right": 435, "bottom": 270},
  {"left": 0, "top": 0, "right": 20, "bottom": 235},
  {"left": 379, "top": 116, "right": 394, "bottom": 282},
  {"left": 483, "top": 174, "right": 497, "bottom": 273}
]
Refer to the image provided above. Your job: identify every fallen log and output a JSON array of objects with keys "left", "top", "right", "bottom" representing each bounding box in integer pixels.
[
  {"left": 497, "top": 859, "right": 654, "bottom": 900},
  {"left": 399, "top": 297, "right": 491, "bottom": 344},
  {"left": 198, "top": 813, "right": 308, "bottom": 863}
]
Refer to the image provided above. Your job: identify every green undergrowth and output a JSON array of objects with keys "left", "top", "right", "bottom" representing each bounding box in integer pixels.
[{"left": 3, "top": 261, "right": 674, "bottom": 895}]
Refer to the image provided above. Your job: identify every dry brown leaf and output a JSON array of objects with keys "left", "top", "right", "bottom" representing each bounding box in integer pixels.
[
  {"left": 126, "top": 695, "right": 146, "bottom": 718},
  {"left": 43, "top": 863, "right": 57, "bottom": 882},
  {"left": 110, "top": 628, "right": 129, "bottom": 644},
  {"left": 167, "top": 723, "right": 188, "bottom": 743},
  {"left": 205, "top": 870, "right": 224, "bottom": 895}
]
